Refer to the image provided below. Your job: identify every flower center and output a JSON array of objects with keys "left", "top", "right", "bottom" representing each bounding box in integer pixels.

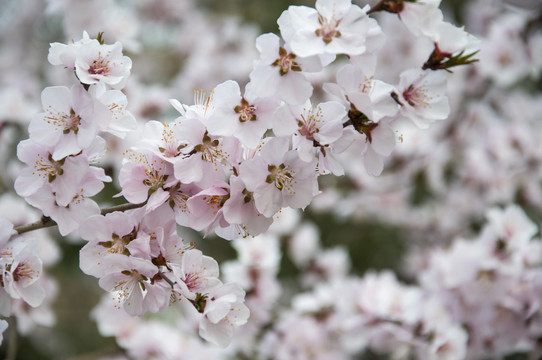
[
  {"left": 297, "top": 106, "right": 323, "bottom": 140},
  {"left": 99, "top": 227, "right": 138, "bottom": 256},
  {"left": 193, "top": 132, "right": 224, "bottom": 164},
  {"left": 202, "top": 194, "right": 229, "bottom": 215},
  {"left": 183, "top": 272, "right": 203, "bottom": 292},
  {"left": 272, "top": 47, "right": 302, "bottom": 76},
  {"left": 89, "top": 57, "right": 111, "bottom": 76},
  {"left": 44, "top": 107, "right": 81, "bottom": 134},
  {"left": 315, "top": 15, "right": 341, "bottom": 44},
  {"left": 159, "top": 123, "right": 185, "bottom": 158},
  {"left": 265, "top": 163, "right": 295, "bottom": 192},
  {"left": 203, "top": 195, "right": 226, "bottom": 208},
  {"left": 359, "top": 76, "right": 374, "bottom": 94},
  {"left": 13, "top": 262, "right": 39, "bottom": 283},
  {"left": 242, "top": 188, "right": 253, "bottom": 204},
  {"left": 168, "top": 184, "right": 189, "bottom": 212},
  {"left": 402, "top": 84, "right": 430, "bottom": 108},
  {"left": 125, "top": 153, "right": 169, "bottom": 191},
  {"left": 33, "top": 153, "right": 66, "bottom": 183},
  {"left": 234, "top": 97, "right": 257, "bottom": 122},
  {"left": 113, "top": 270, "right": 148, "bottom": 303}
]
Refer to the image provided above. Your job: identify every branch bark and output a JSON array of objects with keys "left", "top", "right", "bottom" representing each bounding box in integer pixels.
[{"left": 13, "top": 201, "right": 147, "bottom": 235}]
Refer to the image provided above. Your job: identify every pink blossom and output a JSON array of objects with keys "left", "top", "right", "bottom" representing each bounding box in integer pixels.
[
  {"left": 278, "top": 0, "right": 377, "bottom": 57},
  {"left": 137, "top": 120, "right": 186, "bottom": 162},
  {"left": 222, "top": 176, "right": 274, "bottom": 236},
  {"left": 170, "top": 249, "right": 220, "bottom": 300},
  {"left": 90, "top": 83, "right": 137, "bottom": 137},
  {"left": 119, "top": 150, "right": 176, "bottom": 205},
  {"left": 199, "top": 283, "right": 250, "bottom": 347},
  {"left": 98, "top": 255, "right": 159, "bottom": 316},
  {"left": 329, "top": 63, "right": 399, "bottom": 123},
  {"left": 15, "top": 139, "right": 95, "bottom": 207},
  {"left": 239, "top": 137, "right": 318, "bottom": 217},
  {"left": 398, "top": 0, "right": 443, "bottom": 38},
  {"left": 75, "top": 41, "right": 132, "bottom": 89},
  {"left": 47, "top": 31, "right": 95, "bottom": 69},
  {"left": 186, "top": 185, "right": 230, "bottom": 236},
  {"left": 396, "top": 69, "right": 450, "bottom": 129},
  {"left": 79, "top": 210, "right": 143, "bottom": 277},
  {"left": 171, "top": 117, "right": 230, "bottom": 188},
  {"left": 207, "top": 80, "right": 280, "bottom": 149},
  {"left": 0, "top": 239, "right": 45, "bottom": 308},
  {"left": 28, "top": 85, "right": 110, "bottom": 160},
  {"left": 249, "top": 33, "right": 329, "bottom": 105}
]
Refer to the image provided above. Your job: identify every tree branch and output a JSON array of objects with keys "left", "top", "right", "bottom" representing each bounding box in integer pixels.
[
  {"left": 7, "top": 317, "right": 17, "bottom": 360},
  {"left": 13, "top": 201, "right": 147, "bottom": 235}
]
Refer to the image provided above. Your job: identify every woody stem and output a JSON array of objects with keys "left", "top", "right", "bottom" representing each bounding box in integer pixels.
[{"left": 13, "top": 201, "right": 148, "bottom": 235}]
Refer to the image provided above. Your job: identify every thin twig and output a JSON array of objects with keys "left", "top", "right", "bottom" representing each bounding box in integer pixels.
[
  {"left": 158, "top": 271, "right": 176, "bottom": 287},
  {"left": 13, "top": 201, "right": 147, "bottom": 235},
  {"left": 100, "top": 201, "right": 147, "bottom": 216},
  {"left": 7, "top": 317, "right": 17, "bottom": 360},
  {"left": 13, "top": 216, "right": 57, "bottom": 235}
]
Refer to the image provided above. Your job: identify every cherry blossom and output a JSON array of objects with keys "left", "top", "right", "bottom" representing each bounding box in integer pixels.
[
  {"left": 118, "top": 150, "right": 176, "bottom": 206},
  {"left": 170, "top": 249, "right": 220, "bottom": 301},
  {"left": 169, "top": 117, "right": 232, "bottom": 188},
  {"left": 249, "top": 33, "right": 329, "bottom": 105},
  {"left": 28, "top": 85, "right": 110, "bottom": 160},
  {"left": 221, "top": 176, "right": 274, "bottom": 236},
  {"left": 199, "top": 283, "right": 250, "bottom": 347},
  {"left": 278, "top": 0, "right": 377, "bottom": 57},
  {"left": 207, "top": 80, "right": 280, "bottom": 149},
  {"left": 79, "top": 210, "right": 144, "bottom": 277},
  {"left": 239, "top": 137, "right": 319, "bottom": 217},
  {"left": 398, "top": 0, "right": 443, "bottom": 38},
  {"left": 74, "top": 40, "right": 132, "bottom": 89},
  {"left": 47, "top": 31, "right": 95, "bottom": 69},
  {"left": 98, "top": 255, "right": 159, "bottom": 316},
  {"left": 395, "top": 68, "right": 450, "bottom": 129},
  {"left": 327, "top": 63, "right": 399, "bottom": 123},
  {"left": 0, "top": 239, "right": 45, "bottom": 308}
]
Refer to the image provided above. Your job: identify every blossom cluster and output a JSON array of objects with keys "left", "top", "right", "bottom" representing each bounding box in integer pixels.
[
  {"left": 0, "top": 195, "right": 59, "bottom": 344},
  {"left": 6, "top": 0, "right": 542, "bottom": 358},
  {"left": 116, "top": 0, "right": 478, "bottom": 246},
  {"left": 72, "top": 0, "right": 475, "bottom": 345},
  {"left": 89, "top": 204, "right": 542, "bottom": 359},
  {"left": 14, "top": 31, "right": 135, "bottom": 236},
  {"left": 312, "top": 0, "right": 542, "bottom": 245}
]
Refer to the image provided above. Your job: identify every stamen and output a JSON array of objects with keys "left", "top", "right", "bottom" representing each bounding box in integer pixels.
[
  {"left": 193, "top": 89, "right": 214, "bottom": 116},
  {"left": 272, "top": 47, "right": 302, "bottom": 76},
  {"left": 266, "top": 163, "right": 296, "bottom": 193},
  {"left": 234, "top": 98, "right": 257, "bottom": 122}
]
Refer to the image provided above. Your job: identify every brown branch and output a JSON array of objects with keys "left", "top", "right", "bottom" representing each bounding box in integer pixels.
[
  {"left": 13, "top": 201, "right": 147, "bottom": 235},
  {"left": 7, "top": 317, "right": 17, "bottom": 360},
  {"left": 157, "top": 271, "right": 176, "bottom": 287}
]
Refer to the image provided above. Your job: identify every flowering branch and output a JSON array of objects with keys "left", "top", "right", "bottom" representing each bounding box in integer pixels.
[{"left": 13, "top": 201, "right": 147, "bottom": 235}]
